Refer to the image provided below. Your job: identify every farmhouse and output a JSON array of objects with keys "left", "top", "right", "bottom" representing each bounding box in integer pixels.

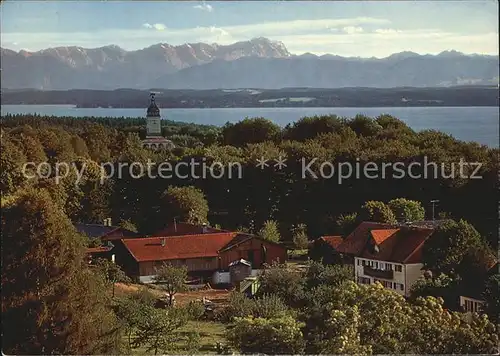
[
  {"left": 75, "top": 220, "right": 139, "bottom": 241},
  {"left": 76, "top": 219, "right": 139, "bottom": 262},
  {"left": 336, "top": 221, "right": 435, "bottom": 297},
  {"left": 112, "top": 232, "right": 286, "bottom": 283}
]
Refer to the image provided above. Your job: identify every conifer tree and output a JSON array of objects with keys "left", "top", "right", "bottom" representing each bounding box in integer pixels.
[{"left": 1, "top": 188, "right": 120, "bottom": 354}]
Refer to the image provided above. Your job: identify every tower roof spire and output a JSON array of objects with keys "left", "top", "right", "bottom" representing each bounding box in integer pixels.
[{"left": 147, "top": 92, "right": 160, "bottom": 117}]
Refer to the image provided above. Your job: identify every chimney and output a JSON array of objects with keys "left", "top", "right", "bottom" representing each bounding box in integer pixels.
[{"left": 161, "top": 238, "right": 166, "bottom": 247}]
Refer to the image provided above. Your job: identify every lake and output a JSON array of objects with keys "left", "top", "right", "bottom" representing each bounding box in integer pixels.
[{"left": 1, "top": 105, "right": 498, "bottom": 147}]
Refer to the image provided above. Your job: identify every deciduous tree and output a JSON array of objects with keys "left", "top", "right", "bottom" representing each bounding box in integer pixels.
[
  {"left": 153, "top": 263, "right": 188, "bottom": 306},
  {"left": 226, "top": 316, "right": 305, "bottom": 354},
  {"left": 422, "top": 219, "right": 484, "bottom": 274},
  {"left": 388, "top": 198, "right": 426, "bottom": 222},
  {"left": 360, "top": 201, "right": 397, "bottom": 224},
  {"left": 163, "top": 185, "right": 209, "bottom": 225},
  {"left": 258, "top": 219, "right": 281, "bottom": 242}
]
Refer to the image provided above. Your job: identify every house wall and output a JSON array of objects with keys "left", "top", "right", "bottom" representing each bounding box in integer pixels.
[
  {"left": 219, "top": 238, "right": 286, "bottom": 269},
  {"left": 138, "top": 257, "right": 219, "bottom": 276},
  {"left": 404, "top": 263, "right": 424, "bottom": 297},
  {"left": 354, "top": 257, "right": 408, "bottom": 296}
]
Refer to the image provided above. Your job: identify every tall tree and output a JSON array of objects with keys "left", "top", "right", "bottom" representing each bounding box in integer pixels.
[
  {"left": 0, "top": 136, "right": 27, "bottom": 196},
  {"left": 388, "top": 198, "right": 426, "bottom": 222},
  {"left": 162, "top": 185, "right": 209, "bottom": 225},
  {"left": 360, "top": 201, "right": 397, "bottom": 224},
  {"left": 336, "top": 212, "right": 358, "bottom": 236},
  {"left": 482, "top": 274, "right": 500, "bottom": 324},
  {"left": 422, "top": 219, "right": 485, "bottom": 274},
  {"left": 222, "top": 117, "right": 281, "bottom": 146},
  {"left": 1, "top": 189, "right": 120, "bottom": 354}
]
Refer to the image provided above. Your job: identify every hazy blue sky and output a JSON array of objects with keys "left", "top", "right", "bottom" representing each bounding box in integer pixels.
[{"left": 1, "top": 1, "right": 498, "bottom": 57}]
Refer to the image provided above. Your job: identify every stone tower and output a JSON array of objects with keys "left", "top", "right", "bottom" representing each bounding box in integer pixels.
[
  {"left": 146, "top": 92, "right": 161, "bottom": 137},
  {"left": 142, "top": 93, "right": 174, "bottom": 150}
]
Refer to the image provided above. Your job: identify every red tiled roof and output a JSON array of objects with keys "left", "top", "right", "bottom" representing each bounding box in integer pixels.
[
  {"left": 336, "top": 221, "right": 434, "bottom": 264},
  {"left": 122, "top": 232, "right": 237, "bottom": 262},
  {"left": 86, "top": 246, "right": 112, "bottom": 254},
  {"left": 370, "top": 229, "right": 399, "bottom": 245},
  {"left": 336, "top": 222, "right": 394, "bottom": 256},
  {"left": 320, "top": 236, "right": 344, "bottom": 249},
  {"left": 152, "top": 223, "right": 228, "bottom": 237}
]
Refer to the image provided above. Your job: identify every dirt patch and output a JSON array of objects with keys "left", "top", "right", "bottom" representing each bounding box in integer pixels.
[
  {"left": 115, "top": 283, "right": 139, "bottom": 293},
  {"left": 175, "top": 288, "right": 232, "bottom": 305},
  {"left": 114, "top": 282, "right": 232, "bottom": 305}
]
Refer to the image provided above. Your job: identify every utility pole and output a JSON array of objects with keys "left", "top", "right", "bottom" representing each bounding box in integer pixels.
[{"left": 430, "top": 200, "right": 440, "bottom": 221}]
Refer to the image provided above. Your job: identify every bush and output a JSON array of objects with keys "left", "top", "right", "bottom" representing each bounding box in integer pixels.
[
  {"left": 219, "top": 292, "right": 291, "bottom": 322},
  {"left": 252, "top": 294, "right": 290, "bottom": 319},
  {"left": 184, "top": 300, "right": 206, "bottom": 320},
  {"left": 218, "top": 291, "right": 254, "bottom": 322},
  {"left": 256, "top": 263, "right": 306, "bottom": 308},
  {"left": 292, "top": 224, "right": 309, "bottom": 250},
  {"left": 226, "top": 316, "right": 305, "bottom": 354}
]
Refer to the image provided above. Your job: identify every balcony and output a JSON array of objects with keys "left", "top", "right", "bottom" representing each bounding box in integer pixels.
[{"left": 363, "top": 266, "right": 394, "bottom": 279}]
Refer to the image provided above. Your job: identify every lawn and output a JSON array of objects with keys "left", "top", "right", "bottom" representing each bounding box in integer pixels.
[
  {"left": 125, "top": 320, "right": 228, "bottom": 355},
  {"left": 114, "top": 283, "right": 231, "bottom": 354},
  {"left": 176, "top": 321, "right": 228, "bottom": 354}
]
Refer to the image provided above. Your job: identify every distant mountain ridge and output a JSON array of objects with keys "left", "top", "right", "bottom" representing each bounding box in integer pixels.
[{"left": 1, "top": 37, "right": 498, "bottom": 90}]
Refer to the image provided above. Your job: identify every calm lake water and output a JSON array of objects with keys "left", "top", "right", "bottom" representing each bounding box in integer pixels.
[{"left": 1, "top": 105, "right": 498, "bottom": 147}]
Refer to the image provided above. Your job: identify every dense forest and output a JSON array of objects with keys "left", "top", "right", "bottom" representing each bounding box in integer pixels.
[
  {"left": 3, "top": 86, "right": 499, "bottom": 107},
  {"left": 1, "top": 112, "right": 499, "bottom": 354},
  {"left": 1, "top": 113, "right": 498, "bottom": 247}
]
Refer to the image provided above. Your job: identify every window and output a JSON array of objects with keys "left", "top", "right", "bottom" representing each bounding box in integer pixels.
[
  {"left": 357, "top": 277, "right": 371, "bottom": 284},
  {"left": 463, "top": 299, "right": 483, "bottom": 313},
  {"left": 393, "top": 282, "right": 404, "bottom": 290},
  {"left": 357, "top": 259, "right": 361, "bottom": 266},
  {"left": 395, "top": 264, "right": 402, "bottom": 272},
  {"left": 374, "top": 262, "right": 379, "bottom": 269}
]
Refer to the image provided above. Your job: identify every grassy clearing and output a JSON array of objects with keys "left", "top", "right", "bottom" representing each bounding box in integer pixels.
[
  {"left": 176, "top": 321, "right": 228, "bottom": 354},
  {"left": 124, "top": 320, "right": 228, "bottom": 355}
]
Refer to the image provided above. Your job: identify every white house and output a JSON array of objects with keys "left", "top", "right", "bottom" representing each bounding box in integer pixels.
[
  {"left": 336, "top": 222, "right": 435, "bottom": 297},
  {"left": 459, "top": 296, "right": 485, "bottom": 313},
  {"left": 459, "top": 261, "right": 498, "bottom": 313}
]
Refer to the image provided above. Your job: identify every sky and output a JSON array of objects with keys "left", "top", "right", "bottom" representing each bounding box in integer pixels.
[{"left": 1, "top": 1, "right": 498, "bottom": 58}]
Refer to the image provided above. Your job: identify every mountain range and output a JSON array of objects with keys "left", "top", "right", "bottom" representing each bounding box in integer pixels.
[{"left": 1, "top": 37, "right": 498, "bottom": 90}]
